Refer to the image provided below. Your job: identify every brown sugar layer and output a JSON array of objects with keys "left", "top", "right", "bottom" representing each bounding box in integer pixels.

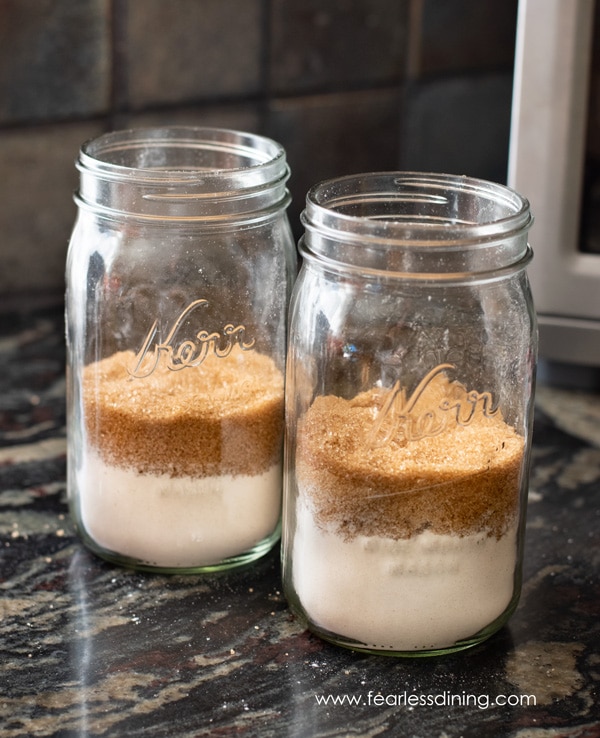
[
  {"left": 83, "top": 345, "right": 284, "bottom": 478},
  {"left": 296, "top": 387, "right": 524, "bottom": 541}
]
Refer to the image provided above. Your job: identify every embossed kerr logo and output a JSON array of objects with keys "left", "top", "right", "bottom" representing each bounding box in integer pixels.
[
  {"left": 367, "top": 363, "right": 499, "bottom": 446},
  {"left": 128, "top": 299, "right": 255, "bottom": 379}
]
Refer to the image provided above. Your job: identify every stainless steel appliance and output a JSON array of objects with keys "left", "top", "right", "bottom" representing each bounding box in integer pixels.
[{"left": 509, "top": 0, "right": 600, "bottom": 377}]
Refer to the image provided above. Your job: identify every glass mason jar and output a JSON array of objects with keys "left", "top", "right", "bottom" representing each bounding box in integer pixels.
[
  {"left": 282, "top": 172, "right": 536, "bottom": 656},
  {"left": 66, "top": 127, "right": 296, "bottom": 573}
]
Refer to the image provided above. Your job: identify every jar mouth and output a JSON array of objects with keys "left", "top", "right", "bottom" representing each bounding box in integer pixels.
[
  {"left": 76, "top": 127, "right": 290, "bottom": 221},
  {"left": 301, "top": 172, "right": 533, "bottom": 276}
]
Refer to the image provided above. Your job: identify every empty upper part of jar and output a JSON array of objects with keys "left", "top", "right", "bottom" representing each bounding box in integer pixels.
[
  {"left": 76, "top": 127, "right": 290, "bottom": 222},
  {"left": 300, "top": 172, "right": 533, "bottom": 279}
]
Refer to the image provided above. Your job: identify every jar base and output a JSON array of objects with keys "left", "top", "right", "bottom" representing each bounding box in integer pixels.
[
  {"left": 76, "top": 524, "right": 281, "bottom": 574},
  {"left": 287, "top": 597, "right": 519, "bottom": 658}
]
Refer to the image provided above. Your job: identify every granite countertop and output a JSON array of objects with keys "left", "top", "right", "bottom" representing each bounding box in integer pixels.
[{"left": 1, "top": 306, "right": 599, "bottom": 738}]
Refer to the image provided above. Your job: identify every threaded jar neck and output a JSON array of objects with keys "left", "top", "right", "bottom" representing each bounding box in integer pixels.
[
  {"left": 75, "top": 127, "right": 291, "bottom": 223},
  {"left": 300, "top": 172, "right": 533, "bottom": 280}
]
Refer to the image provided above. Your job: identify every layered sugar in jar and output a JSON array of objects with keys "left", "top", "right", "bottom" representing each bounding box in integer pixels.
[
  {"left": 65, "top": 126, "right": 295, "bottom": 572},
  {"left": 78, "top": 344, "right": 284, "bottom": 569},
  {"left": 291, "top": 370, "right": 525, "bottom": 653},
  {"left": 282, "top": 171, "right": 535, "bottom": 655}
]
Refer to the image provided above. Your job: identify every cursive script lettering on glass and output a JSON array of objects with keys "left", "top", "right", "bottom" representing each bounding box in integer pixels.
[
  {"left": 128, "top": 299, "right": 255, "bottom": 379},
  {"left": 367, "top": 363, "right": 499, "bottom": 447}
]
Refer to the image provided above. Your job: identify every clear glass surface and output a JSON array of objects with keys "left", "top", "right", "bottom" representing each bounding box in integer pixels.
[
  {"left": 282, "top": 172, "right": 537, "bottom": 655},
  {"left": 66, "top": 127, "right": 296, "bottom": 572}
]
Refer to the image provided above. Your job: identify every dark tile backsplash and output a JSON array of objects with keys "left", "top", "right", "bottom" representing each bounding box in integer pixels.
[
  {"left": 124, "top": 0, "right": 264, "bottom": 109},
  {"left": 415, "top": 0, "right": 519, "bottom": 77},
  {"left": 0, "top": 0, "right": 518, "bottom": 297},
  {"left": 401, "top": 74, "right": 514, "bottom": 186},
  {"left": 0, "top": 0, "right": 111, "bottom": 124},
  {"left": 269, "top": 0, "right": 409, "bottom": 93}
]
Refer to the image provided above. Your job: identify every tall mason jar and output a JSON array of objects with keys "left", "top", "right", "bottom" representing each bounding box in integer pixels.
[
  {"left": 66, "top": 127, "right": 296, "bottom": 573},
  {"left": 282, "top": 172, "right": 536, "bottom": 655}
]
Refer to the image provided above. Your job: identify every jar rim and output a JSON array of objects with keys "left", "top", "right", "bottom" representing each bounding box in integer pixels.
[
  {"left": 302, "top": 172, "right": 532, "bottom": 247},
  {"left": 301, "top": 172, "right": 533, "bottom": 276},
  {"left": 78, "top": 126, "right": 287, "bottom": 184},
  {"left": 75, "top": 127, "right": 291, "bottom": 221}
]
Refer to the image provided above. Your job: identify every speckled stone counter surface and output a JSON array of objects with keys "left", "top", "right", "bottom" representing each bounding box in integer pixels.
[{"left": 1, "top": 305, "right": 599, "bottom": 738}]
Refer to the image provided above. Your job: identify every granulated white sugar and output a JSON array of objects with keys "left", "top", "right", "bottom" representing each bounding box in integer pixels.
[
  {"left": 292, "top": 499, "right": 518, "bottom": 651},
  {"left": 80, "top": 452, "right": 281, "bottom": 567}
]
